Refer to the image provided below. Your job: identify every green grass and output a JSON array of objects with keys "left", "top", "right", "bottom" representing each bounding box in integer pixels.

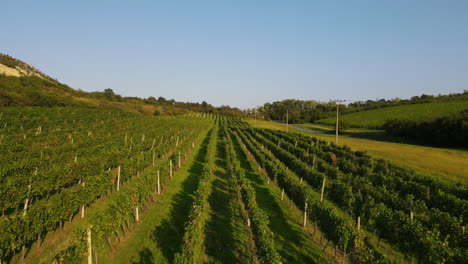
[
  {"left": 246, "top": 119, "right": 468, "bottom": 183},
  {"left": 318, "top": 101, "right": 468, "bottom": 128},
  {"left": 297, "top": 123, "right": 389, "bottom": 141}
]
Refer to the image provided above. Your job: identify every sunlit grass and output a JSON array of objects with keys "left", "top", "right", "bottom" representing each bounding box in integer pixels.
[{"left": 246, "top": 119, "right": 468, "bottom": 183}]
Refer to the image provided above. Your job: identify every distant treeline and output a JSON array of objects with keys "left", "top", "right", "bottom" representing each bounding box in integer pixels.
[
  {"left": 383, "top": 110, "right": 468, "bottom": 148},
  {"left": 0, "top": 75, "right": 244, "bottom": 117},
  {"left": 251, "top": 99, "right": 342, "bottom": 123},
  {"left": 143, "top": 96, "right": 244, "bottom": 117},
  {"left": 252, "top": 91, "right": 468, "bottom": 124}
]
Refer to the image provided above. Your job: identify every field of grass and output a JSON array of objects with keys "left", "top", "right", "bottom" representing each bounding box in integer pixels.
[
  {"left": 247, "top": 119, "right": 468, "bottom": 183},
  {"left": 318, "top": 100, "right": 468, "bottom": 128},
  {"left": 297, "top": 123, "right": 390, "bottom": 141}
]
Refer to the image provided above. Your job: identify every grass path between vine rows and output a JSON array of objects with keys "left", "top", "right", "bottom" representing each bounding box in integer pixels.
[
  {"left": 229, "top": 131, "right": 328, "bottom": 264},
  {"left": 96, "top": 129, "right": 213, "bottom": 264},
  {"left": 203, "top": 126, "right": 259, "bottom": 263}
]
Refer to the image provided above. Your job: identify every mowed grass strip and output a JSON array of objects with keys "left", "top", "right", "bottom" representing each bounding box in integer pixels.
[{"left": 247, "top": 119, "right": 468, "bottom": 183}]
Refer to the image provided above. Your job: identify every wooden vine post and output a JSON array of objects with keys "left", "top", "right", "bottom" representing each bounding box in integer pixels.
[
  {"left": 151, "top": 138, "right": 156, "bottom": 150},
  {"left": 23, "top": 176, "right": 32, "bottom": 216},
  {"left": 357, "top": 216, "right": 361, "bottom": 231},
  {"left": 178, "top": 151, "right": 181, "bottom": 168},
  {"left": 117, "top": 166, "right": 121, "bottom": 191},
  {"left": 320, "top": 177, "right": 326, "bottom": 202},
  {"left": 87, "top": 226, "right": 93, "bottom": 264},
  {"left": 81, "top": 182, "right": 86, "bottom": 218},
  {"left": 135, "top": 195, "right": 140, "bottom": 222},
  {"left": 157, "top": 170, "right": 161, "bottom": 195},
  {"left": 303, "top": 200, "right": 308, "bottom": 228},
  {"left": 281, "top": 189, "right": 284, "bottom": 201}
]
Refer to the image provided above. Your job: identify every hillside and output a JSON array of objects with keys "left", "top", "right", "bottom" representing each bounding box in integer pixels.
[
  {"left": 317, "top": 100, "right": 468, "bottom": 128},
  {"left": 0, "top": 53, "right": 243, "bottom": 117},
  {"left": 0, "top": 54, "right": 57, "bottom": 82}
]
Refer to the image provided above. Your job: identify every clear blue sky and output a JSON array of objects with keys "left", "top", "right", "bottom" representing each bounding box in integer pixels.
[{"left": 3, "top": 0, "right": 468, "bottom": 108}]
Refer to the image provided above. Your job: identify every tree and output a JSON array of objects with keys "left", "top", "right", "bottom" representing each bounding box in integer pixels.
[
  {"left": 338, "top": 119, "right": 350, "bottom": 133},
  {"left": 145, "top": 96, "right": 157, "bottom": 104},
  {"left": 103, "top": 88, "right": 115, "bottom": 100}
]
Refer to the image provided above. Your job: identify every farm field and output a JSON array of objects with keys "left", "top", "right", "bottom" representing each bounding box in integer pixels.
[
  {"left": 248, "top": 119, "right": 468, "bottom": 183},
  {"left": 317, "top": 100, "right": 468, "bottom": 128},
  {"left": 1, "top": 108, "right": 467, "bottom": 264}
]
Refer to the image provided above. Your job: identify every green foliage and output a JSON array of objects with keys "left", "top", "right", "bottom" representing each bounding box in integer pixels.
[
  {"left": 173, "top": 126, "right": 217, "bottom": 264},
  {"left": 0, "top": 108, "right": 212, "bottom": 261},
  {"left": 0, "top": 54, "right": 21, "bottom": 68},
  {"left": 383, "top": 110, "right": 468, "bottom": 147},
  {"left": 244, "top": 126, "right": 467, "bottom": 262},
  {"left": 223, "top": 126, "right": 282, "bottom": 263},
  {"left": 258, "top": 99, "right": 338, "bottom": 123},
  {"left": 338, "top": 119, "right": 350, "bottom": 133},
  {"left": 319, "top": 100, "right": 468, "bottom": 128}
]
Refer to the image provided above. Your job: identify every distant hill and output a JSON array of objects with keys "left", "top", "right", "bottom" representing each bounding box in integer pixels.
[
  {"left": 317, "top": 100, "right": 468, "bottom": 128},
  {"left": 0, "top": 53, "right": 243, "bottom": 116}
]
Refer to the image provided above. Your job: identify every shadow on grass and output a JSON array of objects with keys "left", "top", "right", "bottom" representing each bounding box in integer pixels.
[
  {"left": 134, "top": 131, "right": 212, "bottom": 263},
  {"left": 229, "top": 132, "right": 326, "bottom": 264},
  {"left": 297, "top": 124, "right": 404, "bottom": 143},
  {"left": 131, "top": 247, "right": 154, "bottom": 264}
]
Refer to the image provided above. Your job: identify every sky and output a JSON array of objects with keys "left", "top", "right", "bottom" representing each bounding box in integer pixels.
[{"left": 2, "top": 0, "right": 468, "bottom": 108}]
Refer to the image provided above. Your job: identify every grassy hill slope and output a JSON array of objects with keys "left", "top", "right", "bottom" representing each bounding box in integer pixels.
[
  {"left": 0, "top": 53, "right": 243, "bottom": 117},
  {"left": 318, "top": 100, "right": 468, "bottom": 128}
]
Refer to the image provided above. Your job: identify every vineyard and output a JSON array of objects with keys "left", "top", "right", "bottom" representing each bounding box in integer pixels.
[{"left": 0, "top": 107, "right": 467, "bottom": 264}]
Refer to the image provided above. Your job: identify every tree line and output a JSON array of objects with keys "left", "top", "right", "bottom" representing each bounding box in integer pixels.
[
  {"left": 250, "top": 91, "right": 468, "bottom": 124},
  {"left": 383, "top": 110, "right": 468, "bottom": 148}
]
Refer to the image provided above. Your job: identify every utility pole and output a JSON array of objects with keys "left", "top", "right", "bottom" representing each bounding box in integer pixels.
[
  {"left": 331, "top": 100, "right": 346, "bottom": 144},
  {"left": 286, "top": 109, "right": 289, "bottom": 132},
  {"left": 335, "top": 104, "right": 339, "bottom": 144},
  {"left": 254, "top": 107, "right": 257, "bottom": 123}
]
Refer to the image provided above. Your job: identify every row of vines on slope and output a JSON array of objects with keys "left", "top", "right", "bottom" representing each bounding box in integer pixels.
[
  {"left": 231, "top": 124, "right": 393, "bottom": 264},
  {"left": 222, "top": 122, "right": 282, "bottom": 263},
  {"left": 243, "top": 124, "right": 467, "bottom": 263},
  {"left": 0, "top": 107, "right": 213, "bottom": 262}
]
